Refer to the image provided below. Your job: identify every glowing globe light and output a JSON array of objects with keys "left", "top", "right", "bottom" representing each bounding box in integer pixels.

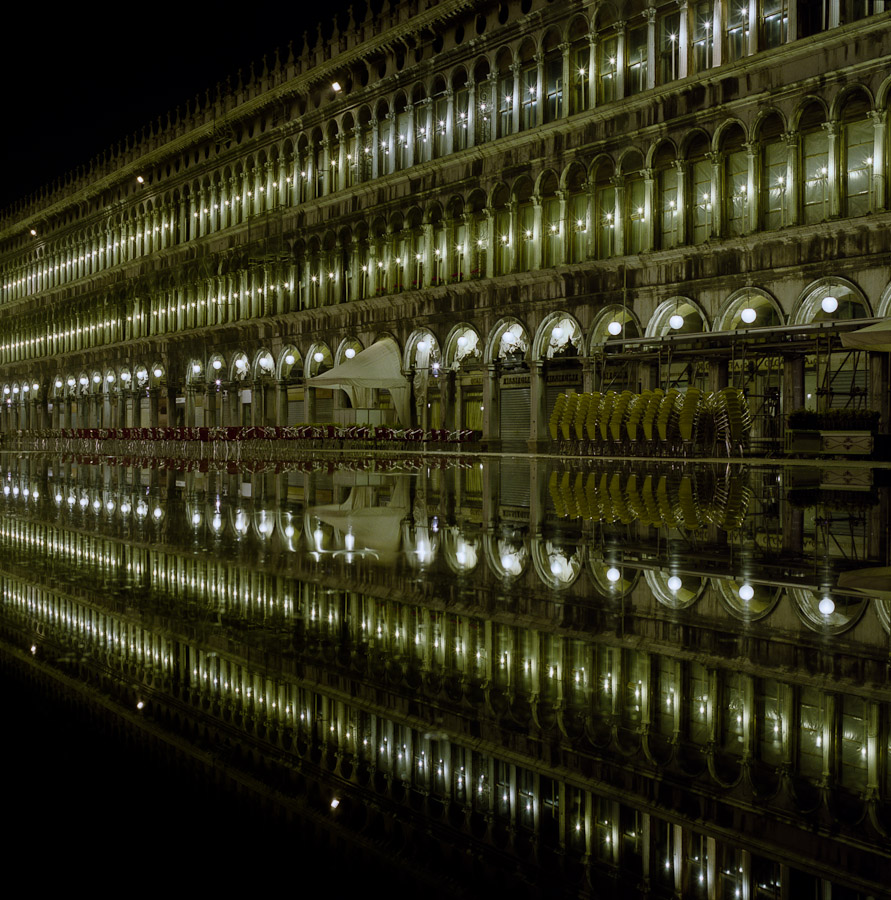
[
  {"left": 606, "top": 566, "right": 621, "bottom": 583},
  {"left": 821, "top": 295, "right": 838, "bottom": 314},
  {"left": 121, "top": 371, "right": 131, "bottom": 382},
  {"left": 738, "top": 583, "right": 754, "bottom": 601},
  {"left": 740, "top": 307, "right": 756, "bottom": 324},
  {"left": 669, "top": 314, "right": 684, "bottom": 330},
  {"left": 212, "top": 359, "right": 222, "bottom": 370},
  {"left": 153, "top": 367, "right": 163, "bottom": 378},
  {"left": 55, "top": 380, "right": 63, "bottom": 389},
  {"left": 344, "top": 347, "right": 356, "bottom": 359},
  {"left": 32, "top": 383, "right": 39, "bottom": 391},
  {"left": 667, "top": 575, "right": 682, "bottom": 592},
  {"left": 107, "top": 373, "right": 115, "bottom": 383},
  {"left": 284, "top": 354, "right": 295, "bottom": 366},
  {"left": 192, "top": 363, "right": 201, "bottom": 375},
  {"left": 552, "top": 326, "right": 563, "bottom": 339},
  {"left": 192, "top": 512, "right": 202, "bottom": 526},
  {"left": 819, "top": 596, "right": 836, "bottom": 616},
  {"left": 92, "top": 374, "right": 101, "bottom": 384},
  {"left": 284, "top": 525, "right": 295, "bottom": 538},
  {"left": 607, "top": 320, "right": 622, "bottom": 336},
  {"left": 314, "top": 351, "right": 324, "bottom": 363},
  {"left": 417, "top": 340, "right": 429, "bottom": 352},
  {"left": 457, "top": 336, "right": 467, "bottom": 348}
]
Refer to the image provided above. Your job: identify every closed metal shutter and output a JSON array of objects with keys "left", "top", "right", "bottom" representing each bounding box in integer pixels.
[
  {"left": 500, "top": 388, "right": 530, "bottom": 445},
  {"left": 500, "top": 459, "right": 531, "bottom": 507}
]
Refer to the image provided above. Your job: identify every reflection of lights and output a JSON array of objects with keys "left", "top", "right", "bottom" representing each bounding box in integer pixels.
[
  {"left": 819, "top": 596, "right": 836, "bottom": 616},
  {"left": 606, "top": 566, "right": 621, "bottom": 583},
  {"left": 738, "top": 583, "right": 754, "bottom": 601},
  {"left": 192, "top": 512, "right": 202, "bottom": 526},
  {"left": 667, "top": 575, "right": 682, "bottom": 592}
]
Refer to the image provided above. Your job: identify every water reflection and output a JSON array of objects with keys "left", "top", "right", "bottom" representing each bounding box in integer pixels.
[{"left": 1, "top": 452, "right": 889, "bottom": 897}]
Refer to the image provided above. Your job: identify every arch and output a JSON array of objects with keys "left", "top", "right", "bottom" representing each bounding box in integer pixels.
[
  {"left": 253, "top": 348, "right": 276, "bottom": 379},
  {"left": 791, "top": 588, "right": 866, "bottom": 635},
  {"left": 716, "top": 578, "right": 781, "bottom": 621},
  {"left": 486, "top": 317, "right": 530, "bottom": 363},
  {"left": 306, "top": 342, "right": 333, "bottom": 377},
  {"left": 532, "top": 311, "right": 583, "bottom": 359},
  {"left": 645, "top": 570, "right": 706, "bottom": 608},
  {"left": 647, "top": 296, "right": 709, "bottom": 337},
  {"left": 278, "top": 345, "right": 302, "bottom": 379},
  {"left": 715, "top": 287, "right": 784, "bottom": 331},
  {"left": 404, "top": 329, "right": 441, "bottom": 370},
  {"left": 444, "top": 323, "right": 483, "bottom": 369},
  {"left": 792, "top": 277, "right": 871, "bottom": 325},
  {"left": 335, "top": 336, "right": 365, "bottom": 364},
  {"left": 531, "top": 537, "right": 583, "bottom": 591},
  {"left": 588, "top": 304, "right": 643, "bottom": 348},
  {"left": 230, "top": 352, "right": 250, "bottom": 382}
]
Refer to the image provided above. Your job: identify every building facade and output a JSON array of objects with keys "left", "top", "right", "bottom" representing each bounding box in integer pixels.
[{"left": 1, "top": 0, "right": 890, "bottom": 447}]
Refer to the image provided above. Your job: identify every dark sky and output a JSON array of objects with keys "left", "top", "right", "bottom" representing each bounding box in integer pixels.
[{"left": 0, "top": 5, "right": 355, "bottom": 211}]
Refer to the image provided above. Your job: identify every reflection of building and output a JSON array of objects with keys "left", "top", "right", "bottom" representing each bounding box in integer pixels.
[
  {"left": 1, "top": 455, "right": 889, "bottom": 895},
  {"left": 1, "top": 2, "right": 891, "bottom": 448}
]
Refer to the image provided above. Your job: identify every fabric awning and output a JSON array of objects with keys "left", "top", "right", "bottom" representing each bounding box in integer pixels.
[
  {"left": 839, "top": 318, "right": 891, "bottom": 351},
  {"left": 305, "top": 337, "right": 410, "bottom": 423}
]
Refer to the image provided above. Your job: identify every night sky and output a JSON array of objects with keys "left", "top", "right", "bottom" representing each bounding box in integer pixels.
[{"left": 0, "top": 5, "right": 356, "bottom": 211}]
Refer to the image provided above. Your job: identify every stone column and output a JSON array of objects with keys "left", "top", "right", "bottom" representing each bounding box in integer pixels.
[
  {"left": 870, "top": 110, "right": 887, "bottom": 212},
  {"left": 560, "top": 42, "right": 571, "bottom": 118},
  {"left": 783, "top": 131, "right": 800, "bottom": 225},
  {"left": 646, "top": 7, "right": 657, "bottom": 90},
  {"left": 529, "top": 360, "right": 548, "bottom": 449},
  {"left": 510, "top": 64, "right": 521, "bottom": 134},
  {"left": 483, "top": 362, "right": 500, "bottom": 444},
  {"left": 464, "top": 85, "right": 475, "bottom": 149},
  {"left": 615, "top": 23, "right": 626, "bottom": 100},
  {"left": 678, "top": 0, "right": 689, "bottom": 79},
  {"left": 744, "top": 141, "right": 758, "bottom": 232},
  {"left": 611, "top": 176, "right": 626, "bottom": 256},
  {"left": 825, "top": 121, "right": 840, "bottom": 218},
  {"left": 642, "top": 169, "right": 656, "bottom": 250},
  {"left": 708, "top": 150, "right": 722, "bottom": 238}
]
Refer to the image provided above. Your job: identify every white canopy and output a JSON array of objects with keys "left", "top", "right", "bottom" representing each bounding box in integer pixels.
[
  {"left": 305, "top": 338, "right": 410, "bottom": 424},
  {"left": 840, "top": 318, "right": 891, "bottom": 351}
]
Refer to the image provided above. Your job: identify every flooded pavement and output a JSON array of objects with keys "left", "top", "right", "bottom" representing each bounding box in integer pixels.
[{"left": 1, "top": 452, "right": 889, "bottom": 898}]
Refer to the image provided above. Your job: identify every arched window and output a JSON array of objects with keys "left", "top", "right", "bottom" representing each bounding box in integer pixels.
[
  {"left": 691, "top": 1, "right": 714, "bottom": 72},
  {"left": 622, "top": 152, "right": 646, "bottom": 254},
  {"left": 568, "top": 18, "right": 590, "bottom": 114},
  {"left": 495, "top": 50, "right": 514, "bottom": 137},
  {"left": 686, "top": 133, "right": 713, "bottom": 244},
  {"left": 758, "top": 113, "right": 787, "bottom": 230},
  {"left": 492, "top": 185, "right": 511, "bottom": 276},
  {"left": 722, "top": 125, "right": 748, "bottom": 237},
  {"left": 515, "top": 178, "right": 535, "bottom": 272},
  {"left": 654, "top": 143, "right": 679, "bottom": 249},
  {"left": 762, "top": 0, "right": 789, "bottom": 48},
  {"left": 626, "top": 19, "right": 648, "bottom": 96},
  {"left": 800, "top": 102, "right": 829, "bottom": 224},
  {"left": 565, "top": 165, "right": 588, "bottom": 263},
  {"left": 474, "top": 60, "right": 492, "bottom": 145},
  {"left": 592, "top": 159, "right": 616, "bottom": 258},
  {"left": 598, "top": 26, "right": 618, "bottom": 104},
  {"left": 542, "top": 30, "right": 563, "bottom": 122},
  {"left": 518, "top": 40, "right": 538, "bottom": 130},
  {"left": 841, "top": 92, "right": 874, "bottom": 217},
  {"left": 453, "top": 70, "right": 470, "bottom": 151}
]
